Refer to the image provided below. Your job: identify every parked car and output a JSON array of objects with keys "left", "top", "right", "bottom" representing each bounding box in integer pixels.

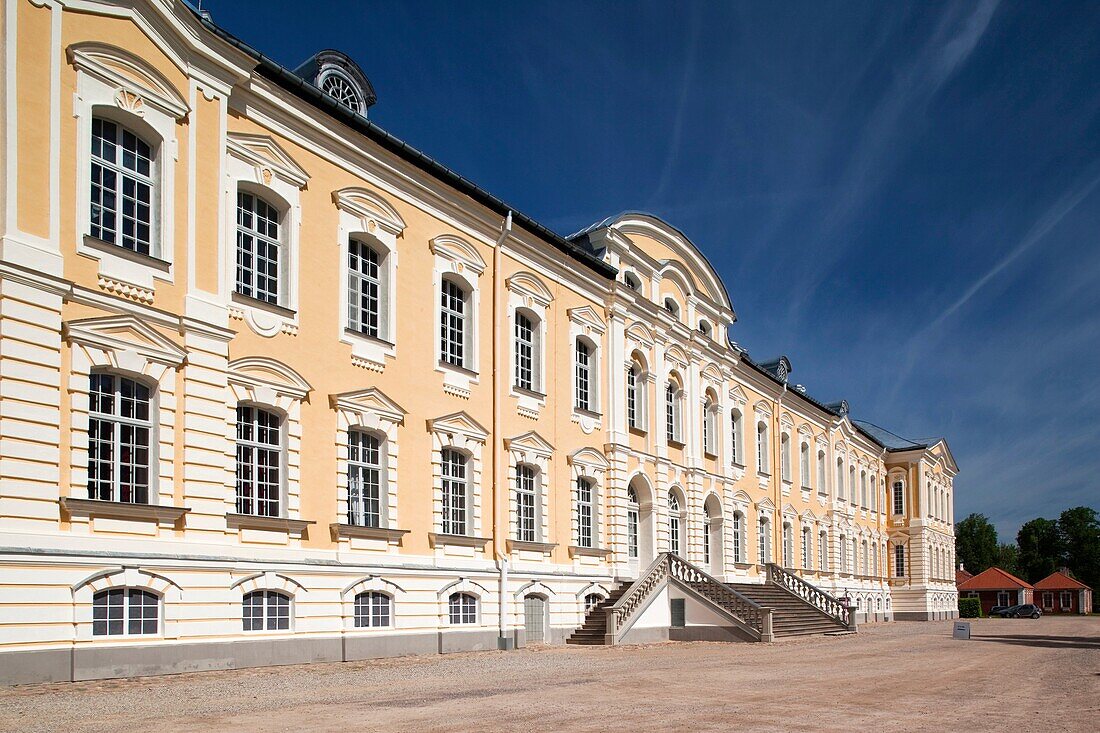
[
  {"left": 992, "top": 604, "right": 1042, "bottom": 619},
  {"left": 1011, "top": 604, "right": 1042, "bottom": 619}
]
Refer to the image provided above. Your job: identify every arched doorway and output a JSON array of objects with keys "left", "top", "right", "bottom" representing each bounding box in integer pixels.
[
  {"left": 704, "top": 494, "right": 724, "bottom": 577},
  {"left": 627, "top": 474, "right": 655, "bottom": 577},
  {"left": 523, "top": 594, "right": 548, "bottom": 644}
]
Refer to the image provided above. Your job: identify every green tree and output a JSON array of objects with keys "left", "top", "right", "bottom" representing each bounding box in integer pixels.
[
  {"left": 995, "top": 542, "right": 1019, "bottom": 576},
  {"left": 1017, "top": 517, "right": 1061, "bottom": 583},
  {"left": 1058, "top": 506, "right": 1100, "bottom": 600},
  {"left": 955, "top": 513, "right": 999, "bottom": 574}
]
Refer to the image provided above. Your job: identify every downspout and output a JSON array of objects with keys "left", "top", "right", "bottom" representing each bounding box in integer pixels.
[{"left": 493, "top": 211, "right": 513, "bottom": 649}]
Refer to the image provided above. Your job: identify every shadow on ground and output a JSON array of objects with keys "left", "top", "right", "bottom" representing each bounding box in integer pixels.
[{"left": 972, "top": 633, "right": 1100, "bottom": 650}]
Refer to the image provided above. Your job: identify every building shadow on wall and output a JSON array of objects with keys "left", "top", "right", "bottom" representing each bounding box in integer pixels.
[{"left": 972, "top": 633, "right": 1100, "bottom": 650}]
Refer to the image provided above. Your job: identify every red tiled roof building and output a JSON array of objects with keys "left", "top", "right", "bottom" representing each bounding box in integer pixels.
[
  {"left": 956, "top": 567, "right": 1034, "bottom": 616},
  {"left": 1033, "top": 571, "right": 1093, "bottom": 615}
]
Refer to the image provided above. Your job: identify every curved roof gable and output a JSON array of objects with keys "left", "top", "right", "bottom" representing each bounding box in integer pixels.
[{"left": 572, "top": 212, "right": 733, "bottom": 315}]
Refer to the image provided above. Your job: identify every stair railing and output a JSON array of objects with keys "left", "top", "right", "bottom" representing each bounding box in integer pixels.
[
  {"left": 766, "top": 563, "right": 856, "bottom": 630},
  {"left": 607, "top": 553, "right": 773, "bottom": 644},
  {"left": 667, "top": 553, "right": 769, "bottom": 639},
  {"left": 605, "top": 552, "right": 670, "bottom": 644}
]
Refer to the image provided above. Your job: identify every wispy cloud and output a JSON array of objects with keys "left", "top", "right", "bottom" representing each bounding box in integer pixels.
[
  {"left": 649, "top": 7, "right": 702, "bottom": 206},
  {"left": 786, "top": 0, "right": 1001, "bottom": 316}
]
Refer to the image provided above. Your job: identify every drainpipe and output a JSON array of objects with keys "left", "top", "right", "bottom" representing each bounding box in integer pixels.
[{"left": 493, "top": 211, "right": 513, "bottom": 649}]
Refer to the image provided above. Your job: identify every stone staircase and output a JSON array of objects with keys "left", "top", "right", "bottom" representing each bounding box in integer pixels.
[
  {"left": 726, "top": 581, "right": 849, "bottom": 637},
  {"left": 565, "top": 583, "right": 631, "bottom": 646}
]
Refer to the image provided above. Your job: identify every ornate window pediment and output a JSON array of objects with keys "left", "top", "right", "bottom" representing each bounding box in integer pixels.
[
  {"left": 504, "top": 431, "right": 554, "bottom": 461},
  {"left": 567, "top": 305, "right": 606, "bottom": 336},
  {"left": 427, "top": 411, "right": 489, "bottom": 444},
  {"left": 228, "top": 356, "right": 311, "bottom": 407},
  {"left": 332, "top": 187, "right": 406, "bottom": 240},
  {"left": 430, "top": 234, "right": 486, "bottom": 276},
  {"left": 506, "top": 272, "right": 553, "bottom": 307},
  {"left": 625, "top": 321, "right": 655, "bottom": 348},
  {"left": 64, "top": 315, "right": 186, "bottom": 374},
  {"left": 329, "top": 388, "right": 406, "bottom": 433},
  {"left": 68, "top": 42, "right": 188, "bottom": 120},
  {"left": 226, "top": 132, "right": 310, "bottom": 189}
]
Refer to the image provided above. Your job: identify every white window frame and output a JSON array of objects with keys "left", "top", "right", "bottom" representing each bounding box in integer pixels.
[
  {"left": 234, "top": 403, "right": 285, "bottom": 518},
  {"left": 802, "top": 526, "right": 812, "bottom": 569},
  {"left": 448, "top": 592, "right": 479, "bottom": 625},
  {"left": 428, "top": 412, "right": 488, "bottom": 542},
  {"left": 780, "top": 433, "right": 792, "bottom": 483},
  {"left": 668, "top": 490, "right": 683, "bottom": 556},
  {"left": 515, "top": 463, "right": 539, "bottom": 543},
  {"left": 87, "top": 370, "right": 156, "bottom": 505},
  {"left": 894, "top": 544, "right": 906, "bottom": 578},
  {"left": 730, "top": 409, "right": 743, "bottom": 466},
  {"left": 732, "top": 511, "right": 744, "bottom": 563},
  {"left": 568, "top": 307, "right": 606, "bottom": 432},
  {"left": 703, "top": 395, "right": 719, "bottom": 457},
  {"left": 666, "top": 380, "right": 684, "bottom": 445},
  {"left": 242, "top": 589, "right": 292, "bottom": 632},
  {"left": 505, "top": 272, "right": 552, "bottom": 417},
  {"left": 757, "top": 516, "right": 771, "bottom": 565},
  {"left": 431, "top": 235, "right": 485, "bottom": 398},
  {"left": 70, "top": 43, "right": 186, "bottom": 297},
  {"left": 756, "top": 421, "right": 770, "bottom": 475},
  {"left": 574, "top": 337, "right": 594, "bottom": 412},
  {"left": 92, "top": 587, "right": 160, "bottom": 637},
  {"left": 354, "top": 591, "right": 393, "bottom": 628},
  {"left": 892, "top": 478, "right": 906, "bottom": 515}
]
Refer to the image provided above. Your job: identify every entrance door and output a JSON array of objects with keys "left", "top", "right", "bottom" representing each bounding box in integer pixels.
[{"left": 523, "top": 595, "right": 546, "bottom": 644}]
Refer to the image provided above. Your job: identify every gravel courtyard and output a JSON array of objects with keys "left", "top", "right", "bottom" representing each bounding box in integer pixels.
[{"left": 1, "top": 616, "right": 1097, "bottom": 732}]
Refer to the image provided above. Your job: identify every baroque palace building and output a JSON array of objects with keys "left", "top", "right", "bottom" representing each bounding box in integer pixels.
[{"left": 0, "top": 0, "right": 959, "bottom": 684}]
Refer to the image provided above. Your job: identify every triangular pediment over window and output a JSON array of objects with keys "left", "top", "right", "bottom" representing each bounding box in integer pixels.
[
  {"left": 329, "top": 387, "right": 407, "bottom": 425},
  {"left": 504, "top": 431, "right": 554, "bottom": 459},
  {"left": 64, "top": 315, "right": 186, "bottom": 367},
  {"left": 227, "top": 132, "right": 310, "bottom": 188},
  {"left": 567, "top": 305, "right": 606, "bottom": 335},
  {"left": 428, "top": 411, "right": 489, "bottom": 442}
]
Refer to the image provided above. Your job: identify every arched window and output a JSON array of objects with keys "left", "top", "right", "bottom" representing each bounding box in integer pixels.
[
  {"left": 90, "top": 117, "right": 155, "bottom": 255},
  {"left": 839, "top": 534, "right": 849, "bottom": 573},
  {"left": 665, "top": 379, "right": 683, "bottom": 444},
  {"left": 347, "top": 429, "right": 383, "bottom": 528},
  {"left": 347, "top": 237, "right": 384, "bottom": 338},
  {"left": 894, "top": 544, "right": 906, "bottom": 578},
  {"left": 515, "top": 464, "right": 538, "bottom": 542},
  {"left": 870, "top": 474, "right": 878, "bottom": 512},
  {"left": 440, "top": 277, "right": 467, "bottom": 368},
  {"left": 514, "top": 311, "right": 537, "bottom": 392},
  {"left": 663, "top": 297, "right": 679, "bottom": 318},
  {"left": 235, "top": 190, "right": 282, "bottom": 304},
  {"left": 235, "top": 404, "right": 282, "bottom": 517},
  {"left": 354, "top": 591, "right": 392, "bottom": 628},
  {"left": 698, "top": 319, "right": 712, "bottom": 337},
  {"left": 819, "top": 531, "right": 829, "bottom": 573},
  {"left": 243, "top": 590, "right": 290, "bottom": 631},
  {"left": 860, "top": 470, "right": 868, "bottom": 508},
  {"left": 817, "top": 450, "right": 826, "bottom": 495},
  {"left": 441, "top": 448, "right": 468, "bottom": 536},
  {"left": 576, "top": 477, "right": 595, "bottom": 549},
  {"left": 757, "top": 516, "right": 771, "bottom": 565},
  {"left": 703, "top": 394, "right": 718, "bottom": 456},
  {"left": 623, "top": 272, "right": 640, "bottom": 291},
  {"left": 319, "top": 68, "right": 365, "bottom": 114},
  {"left": 626, "top": 487, "right": 639, "bottom": 559},
  {"left": 584, "top": 593, "right": 604, "bottom": 612},
  {"left": 780, "top": 433, "right": 792, "bottom": 482},
  {"left": 92, "top": 588, "right": 158, "bottom": 636},
  {"left": 668, "top": 491, "right": 682, "bottom": 556},
  {"left": 800, "top": 442, "right": 810, "bottom": 489},
  {"left": 836, "top": 458, "right": 845, "bottom": 500},
  {"left": 802, "top": 527, "right": 812, "bottom": 569},
  {"left": 782, "top": 522, "right": 794, "bottom": 567},
  {"left": 575, "top": 339, "right": 592, "bottom": 411},
  {"left": 627, "top": 361, "right": 641, "bottom": 429},
  {"left": 448, "top": 592, "right": 478, "bottom": 625},
  {"left": 732, "top": 511, "right": 744, "bottom": 563},
  {"left": 756, "top": 421, "right": 770, "bottom": 474},
  {"left": 702, "top": 504, "right": 712, "bottom": 565},
  {"left": 730, "top": 409, "right": 743, "bottom": 465},
  {"left": 849, "top": 466, "right": 857, "bottom": 505},
  {"left": 892, "top": 480, "right": 905, "bottom": 515},
  {"left": 88, "top": 372, "right": 153, "bottom": 504}
]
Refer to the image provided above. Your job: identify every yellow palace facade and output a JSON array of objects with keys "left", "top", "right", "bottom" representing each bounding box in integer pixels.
[{"left": 0, "top": 0, "right": 959, "bottom": 684}]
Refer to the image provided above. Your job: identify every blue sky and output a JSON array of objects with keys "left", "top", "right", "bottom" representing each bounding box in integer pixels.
[{"left": 203, "top": 1, "right": 1100, "bottom": 542}]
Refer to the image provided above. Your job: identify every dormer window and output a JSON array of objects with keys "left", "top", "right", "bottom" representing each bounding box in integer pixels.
[{"left": 320, "top": 69, "right": 364, "bottom": 114}]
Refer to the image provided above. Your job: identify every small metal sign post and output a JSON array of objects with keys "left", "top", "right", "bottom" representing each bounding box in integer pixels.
[{"left": 952, "top": 621, "right": 971, "bottom": 640}]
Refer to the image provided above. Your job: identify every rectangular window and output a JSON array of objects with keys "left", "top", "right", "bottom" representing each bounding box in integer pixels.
[
  {"left": 441, "top": 449, "right": 467, "bottom": 535},
  {"left": 515, "top": 465, "right": 537, "bottom": 542},
  {"left": 1060, "top": 591, "right": 1072, "bottom": 609},
  {"left": 88, "top": 373, "right": 152, "bottom": 504},
  {"left": 780, "top": 435, "right": 791, "bottom": 482},
  {"left": 666, "top": 385, "right": 678, "bottom": 443},
  {"left": 802, "top": 529, "right": 811, "bottom": 569},
  {"left": 627, "top": 507, "right": 639, "bottom": 559},
  {"left": 730, "top": 412, "right": 741, "bottom": 464},
  {"left": 894, "top": 545, "right": 906, "bottom": 578},
  {"left": 348, "top": 238, "right": 381, "bottom": 338},
  {"left": 819, "top": 534, "right": 829, "bottom": 573},
  {"left": 732, "top": 514, "right": 742, "bottom": 563},
  {"left": 893, "top": 481, "right": 904, "bottom": 515},
  {"left": 817, "top": 453, "right": 826, "bottom": 496},
  {"left": 235, "top": 191, "right": 280, "bottom": 304},
  {"left": 514, "top": 313, "right": 534, "bottom": 391},
  {"left": 577, "top": 477, "right": 594, "bottom": 548},
  {"left": 90, "top": 118, "right": 154, "bottom": 255},
  {"left": 1042, "top": 592, "right": 1053, "bottom": 609},
  {"left": 347, "top": 430, "right": 382, "bottom": 528},
  {"left": 575, "top": 340, "right": 591, "bottom": 411},
  {"left": 440, "top": 279, "right": 466, "bottom": 368},
  {"left": 235, "top": 405, "right": 281, "bottom": 517}
]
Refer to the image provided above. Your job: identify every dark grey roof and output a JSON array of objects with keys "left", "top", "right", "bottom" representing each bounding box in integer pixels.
[
  {"left": 756, "top": 356, "right": 792, "bottom": 383},
  {"left": 852, "top": 421, "right": 936, "bottom": 451},
  {"left": 189, "top": 9, "right": 618, "bottom": 282},
  {"left": 292, "top": 49, "right": 377, "bottom": 110}
]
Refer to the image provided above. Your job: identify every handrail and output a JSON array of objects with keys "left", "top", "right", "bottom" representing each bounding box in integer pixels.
[
  {"left": 667, "top": 554, "right": 765, "bottom": 634},
  {"left": 766, "top": 563, "right": 855, "bottom": 629},
  {"left": 607, "top": 553, "right": 771, "bottom": 643}
]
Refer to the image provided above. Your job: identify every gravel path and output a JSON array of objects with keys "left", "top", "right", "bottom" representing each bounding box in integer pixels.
[{"left": 1, "top": 617, "right": 1097, "bottom": 732}]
